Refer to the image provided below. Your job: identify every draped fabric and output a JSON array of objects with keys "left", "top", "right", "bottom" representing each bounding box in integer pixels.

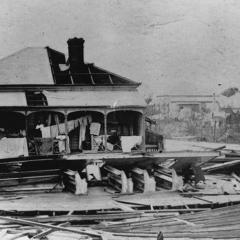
[{"left": 0, "top": 137, "right": 28, "bottom": 159}]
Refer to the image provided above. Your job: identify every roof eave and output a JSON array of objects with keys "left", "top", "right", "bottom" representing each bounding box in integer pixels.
[{"left": 0, "top": 84, "right": 141, "bottom": 92}]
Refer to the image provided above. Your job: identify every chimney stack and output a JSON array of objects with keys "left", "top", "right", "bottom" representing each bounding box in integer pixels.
[{"left": 67, "top": 37, "right": 85, "bottom": 66}]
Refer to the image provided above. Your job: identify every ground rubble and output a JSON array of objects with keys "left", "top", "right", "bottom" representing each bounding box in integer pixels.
[{"left": 1, "top": 143, "right": 240, "bottom": 239}]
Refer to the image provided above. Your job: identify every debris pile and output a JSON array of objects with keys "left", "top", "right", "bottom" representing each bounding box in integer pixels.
[
  {"left": 101, "top": 142, "right": 240, "bottom": 197},
  {"left": 96, "top": 203, "right": 240, "bottom": 239},
  {"left": 0, "top": 140, "right": 240, "bottom": 239},
  {"left": 0, "top": 203, "right": 240, "bottom": 239},
  {"left": 63, "top": 169, "right": 88, "bottom": 195},
  {"left": 0, "top": 155, "right": 63, "bottom": 194}
]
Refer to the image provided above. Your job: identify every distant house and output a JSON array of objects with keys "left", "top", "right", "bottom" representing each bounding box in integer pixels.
[
  {"left": 157, "top": 94, "right": 215, "bottom": 113},
  {"left": 148, "top": 95, "right": 215, "bottom": 120}
]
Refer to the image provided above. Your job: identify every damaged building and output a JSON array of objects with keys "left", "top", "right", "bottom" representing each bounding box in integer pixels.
[
  {"left": 0, "top": 38, "right": 147, "bottom": 157},
  {"left": 1, "top": 38, "right": 240, "bottom": 240}
]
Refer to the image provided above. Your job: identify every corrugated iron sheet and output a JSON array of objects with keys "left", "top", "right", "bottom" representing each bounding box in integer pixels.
[{"left": 0, "top": 47, "right": 53, "bottom": 85}]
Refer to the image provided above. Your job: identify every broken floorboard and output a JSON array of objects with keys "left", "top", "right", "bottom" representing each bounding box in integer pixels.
[
  {"left": 65, "top": 151, "right": 219, "bottom": 169},
  {"left": 0, "top": 191, "right": 120, "bottom": 212},
  {"left": 0, "top": 215, "right": 103, "bottom": 238},
  {"left": 0, "top": 189, "right": 240, "bottom": 213},
  {"left": 94, "top": 203, "right": 240, "bottom": 239},
  {"left": 0, "top": 204, "right": 239, "bottom": 239},
  {"left": 115, "top": 190, "right": 240, "bottom": 209}
]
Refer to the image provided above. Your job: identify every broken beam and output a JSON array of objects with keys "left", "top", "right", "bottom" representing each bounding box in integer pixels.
[{"left": 0, "top": 215, "right": 103, "bottom": 238}]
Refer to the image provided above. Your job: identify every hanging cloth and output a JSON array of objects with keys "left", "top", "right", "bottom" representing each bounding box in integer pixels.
[
  {"left": 74, "top": 119, "right": 79, "bottom": 128},
  {"left": 66, "top": 135, "right": 70, "bottom": 153},
  {"left": 68, "top": 120, "right": 75, "bottom": 132},
  {"left": 90, "top": 122, "right": 101, "bottom": 136},
  {"left": 78, "top": 116, "right": 87, "bottom": 150},
  {"left": 59, "top": 123, "right": 66, "bottom": 135},
  {"left": 50, "top": 125, "right": 58, "bottom": 138},
  {"left": 54, "top": 114, "right": 60, "bottom": 134},
  {"left": 41, "top": 126, "right": 51, "bottom": 138},
  {"left": 47, "top": 114, "right": 52, "bottom": 126},
  {"left": 47, "top": 113, "right": 52, "bottom": 137}
]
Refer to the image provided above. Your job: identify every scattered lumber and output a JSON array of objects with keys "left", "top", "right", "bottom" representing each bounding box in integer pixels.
[
  {"left": 0, "top": 155, "right": 63, "bottom": 194},
  {"left": 131, "top": 168, "right": 155, "bottom": 193},
  {"left": 95, "top": 204, "right": 240, "bottom": 239},
  {"left": 104, "top": 165, "right": 133, "bottom": 193},
  {"left": 0, "top": 175, "right": 60, "bottom": 187},
  {"left": 202, "top": 159, "right": 240, "bottom": 172},
  {"left": 96, "top": 208, "right": 210, "bottom": 214},
  {"left": 232, "top": 172, "right": 240, "bottom": 182},
  {"left": 154, "top": 166, "right": 183, "bottom": 191},
  {"left": 0, "top": 203, "right": 240, "bottom": 239},
  {"left": 31, "top": 222, "right": 69, "bottom": 239},
  {"left": 0, "top": 183, "right": 63, "bottom": 194},
  {"left": 24, "top": 212, "right": 143, "bottom": 223},
  {"left": 0, "top": 215, "right": 103, "bottom": 238},
  {"left": 62, "top": 169, "right": 87, "bottom": 195},
  {"left": 1, "top": 141, "right": 240, "bottom": 240}
]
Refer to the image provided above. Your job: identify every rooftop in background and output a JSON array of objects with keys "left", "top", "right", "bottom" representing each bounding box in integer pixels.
[
  {"left": 0, "top": 37, "right": 140, "bottom": 87},
  {"left": 155, "top": 94, "right": 215, "bottom": 104}
]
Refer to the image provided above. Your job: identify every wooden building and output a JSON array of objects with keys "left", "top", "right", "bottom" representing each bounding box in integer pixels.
[{"left": 0, "top": 38, "right": 146, "bottom": 158}]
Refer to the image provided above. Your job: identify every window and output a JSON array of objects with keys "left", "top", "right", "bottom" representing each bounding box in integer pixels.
[{"left": 26, "top": 91, "right": 48, "bottom": 106}]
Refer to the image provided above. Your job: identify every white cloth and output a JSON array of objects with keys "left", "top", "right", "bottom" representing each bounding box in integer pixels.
[
  {"left": 0, "top": 137, "right": 28, "bottom": 158},
  {"left": 86, "top": 164, "right": 102, "bottom": 181},
  {"left": 50, "top": 125, "right": 58, "bottom": 138},
  {"left": 36, "top": 124, "right": 44, "bottom": 130},
  {"left": 107, "top": 142, "right": 114, "bottom": 151},
  {"left": 78, "top": 117, "right": 88, "bottom": 149},
  {"left": 121, "top": 136, "right": 142, "bottom": 152},
  {"left": 59, "top": 123, "right": 66, "bottom": 135},
  {"left": 58, "top": 139, "right": 66, "bottom": 153},
  {"left": 41, "top": 126, "right": 51, "bottom": 138},
  {"left": 68, "top": 120, "right": 75, "bottom": 132},
  {"left": 90, "top": 122, "right": 101, "bottom": 136},
  {"left": 56, "top": 135, "right": 70, "bottom": 153},
  {"left": 74, "top": 119, "right": 79, "bottom": 128}
]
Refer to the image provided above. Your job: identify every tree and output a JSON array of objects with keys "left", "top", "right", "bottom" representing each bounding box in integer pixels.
[
  {"left": 145, "top": 95, "right": 153, "bottom": 105},
  {"left": 221, "top": 87, "right": 239, "bottom": 97}
]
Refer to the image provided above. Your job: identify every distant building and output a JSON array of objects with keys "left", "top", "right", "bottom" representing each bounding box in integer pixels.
[
  {"left": 148, "top": 94, "right": 215, "bottom": 120},
  {"left": 157, "top": 94, "right": 215, "bottom": 113}
]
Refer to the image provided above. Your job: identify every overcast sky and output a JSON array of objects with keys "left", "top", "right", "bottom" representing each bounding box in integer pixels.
[{"left": 1, "top": 0, "right": 240, "bottom": 97}]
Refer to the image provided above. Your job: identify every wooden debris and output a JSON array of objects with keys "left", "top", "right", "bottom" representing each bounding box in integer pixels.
[
  {"left": 62, "top": 170, "right": 87, "bottom": 195},
  {"left": 232, "top": 172, "right": 240, "bottom": 182},
  {"left": 95, "top": 204, "right": 240, "bottom": 239},
  {"left": 104, "top": 165, "right": 132, "bottom": 193},
  {"left": 154, "top": 166, "right": 183, "bottom": 191},
  {"left": 131, "top": 168, "right": 156, "bottom": 193},
  {"left": 0, "top": 156, "right": 63, "bottom": 194},
  {"left": 0, "top": 216, "right": 103, "bottom": 238},
  {"left": 24, "top": 212, "right": 143, "bottom": 223},
  {"left": 0, "top": 202, "right": 240, "bottom": 239},
  {"left": 202, "top": 159, "right": 240, "bottom": 172},
  {"left": 31, "top": 222, "right": 69, "bottom": 239}
]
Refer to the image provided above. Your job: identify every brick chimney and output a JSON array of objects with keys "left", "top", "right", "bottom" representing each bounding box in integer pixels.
[{"left": 67, "top": 37, "right": 85, "bottom": 66}]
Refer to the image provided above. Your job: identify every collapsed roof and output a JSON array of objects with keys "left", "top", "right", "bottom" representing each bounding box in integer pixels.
[
  {"left": 0, "top": 38, "right": 140, "bottom": 87},
  {"left": 0, "top": 38, "right": 145, "bottom": 108}
]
